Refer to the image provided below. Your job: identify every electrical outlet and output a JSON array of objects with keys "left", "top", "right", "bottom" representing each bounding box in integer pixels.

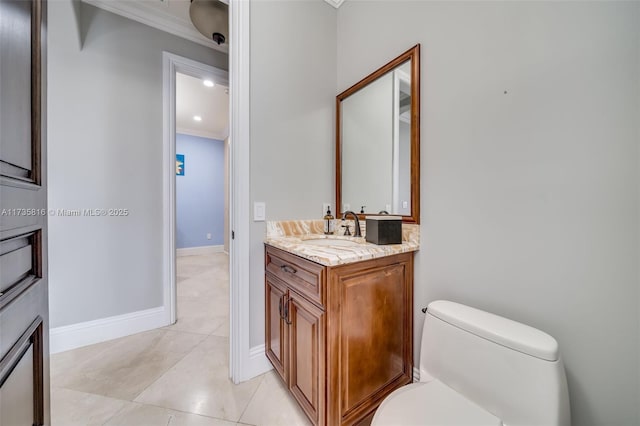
[
  {"left": 344, "top": 203, "right": 350, "bottom": 211},
  {"left": 322, "top": 203, "right": 332, "bottom": 216},
  {"left": 206, "top": 233, "right": 212, "bottom": 240},
  {"left": 402, "top": 201, "right": 408, "bottom": 209}
]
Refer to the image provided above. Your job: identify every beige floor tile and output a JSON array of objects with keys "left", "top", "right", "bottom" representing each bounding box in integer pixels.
[
  {"left": 54, "top": 329, "right": 206, "bottom": 401},
  {"left": 104, "top": 402, "right": 236, "bottom": 426},
  {"left": 180, "top": 267, "right": 228, "bottom": 292},
  {"left": 167, "top": 254, "right": 229, "bottom": 335},
  {"left": 211, "top": 318, "right": 229, "bottom": 337},
  {"left": 50, "top": 253, "right": 261, "bottom": 426},
  {"left": 164, "top": 296, "right": 227, "bottom": 335},
  {"left": 134, "top": 336, "right": 262, "bottom": 422},
  {"left": 50, "top": 387, "right": 129, "bottom": 426},
  {"left": 178, "top": 253, "right": 217, "bottom": 265},
  {"left": 177, "top": 273, "right": 221, "bottom": 299},
  {"left": 182, "top": 276, "right": 228, "bottom": 314},
  {"left": 177, "top": 253, "right": 227, "bottom": 282},
  {"left": 239, "top": 371, "right": 311, "bottom": 426},
  {"left": 51, "top": 338, "right": 119, "bottom": 388}
]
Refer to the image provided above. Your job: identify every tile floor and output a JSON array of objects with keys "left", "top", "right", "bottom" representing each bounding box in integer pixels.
[{"left": 51, "top": 253, "right": 310, "bottom": 426}]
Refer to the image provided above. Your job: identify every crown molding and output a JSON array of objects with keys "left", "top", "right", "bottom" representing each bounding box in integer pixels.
[
  {"left": 176, "top": 126, "right": 228, "bottom": 141},
  {"left": 324, "top": 0, "right": 345, "bottom": 9},
  {"left": 82, "top": 0, "right": 228, "bottom": 53}
]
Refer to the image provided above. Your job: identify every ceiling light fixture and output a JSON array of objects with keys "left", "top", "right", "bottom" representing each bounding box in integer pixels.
[
  {"left": 203, "top": 79, "right": 214, "bottom": 87},
  {"left": 193, "top": 115, "right": 202, "bottom": 122},
  {"left": 189, "top": 0, "right": 228, "bottom": 45}
]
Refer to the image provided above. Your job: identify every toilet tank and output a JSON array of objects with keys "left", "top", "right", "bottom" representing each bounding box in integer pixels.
[{"left": 419, "top": 301, "right": 570, "bottom": 426}]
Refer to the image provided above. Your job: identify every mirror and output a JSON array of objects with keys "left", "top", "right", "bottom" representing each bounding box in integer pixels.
[{"left": 336, "top": 45, "right": 420, "bottom": 223}]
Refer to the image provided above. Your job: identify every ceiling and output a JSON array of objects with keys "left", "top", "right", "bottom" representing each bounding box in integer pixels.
[
  {"left": 176, "top": 72, "right": 229, "bottom": 140},
  {"left": 83, "top": 0, "right": 229, "bottom": 52},
  {"left": 84, "top": 0, "right": 342, "bottom": 52}
]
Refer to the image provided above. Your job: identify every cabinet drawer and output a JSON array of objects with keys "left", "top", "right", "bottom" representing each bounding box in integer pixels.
[{"left": 265, "top": 246, "right": 325, "bottom": 307}]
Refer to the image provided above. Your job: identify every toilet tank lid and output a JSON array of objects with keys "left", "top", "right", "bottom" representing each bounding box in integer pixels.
[{"left": 427, "top": 301, "right": 559, "bottom": 361}]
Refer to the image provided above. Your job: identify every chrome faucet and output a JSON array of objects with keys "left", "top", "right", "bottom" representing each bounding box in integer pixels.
[{"left": 341, "top": 211, "right": 362, "bottom": 237}]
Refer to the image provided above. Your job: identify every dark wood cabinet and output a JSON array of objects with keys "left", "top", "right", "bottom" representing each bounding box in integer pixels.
[
  {"left": 265, "top": 245, "right": 413, "bottom": 426},
  {"left": 1, "top": 0, "right": 49, "bottom": 424}
]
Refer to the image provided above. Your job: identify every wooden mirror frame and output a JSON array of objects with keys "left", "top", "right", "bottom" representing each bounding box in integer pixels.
[{"left": 336, "top": 44, "right": 420, "bottom": 224}]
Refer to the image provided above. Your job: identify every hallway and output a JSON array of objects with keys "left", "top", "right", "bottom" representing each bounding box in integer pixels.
[{"left": 50, "top": 254, "right": 309, "bottom": 426}]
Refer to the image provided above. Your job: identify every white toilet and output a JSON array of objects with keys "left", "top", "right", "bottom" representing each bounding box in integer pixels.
[{"left": 372, "top": 300, "right": 571, "bottom": 426}]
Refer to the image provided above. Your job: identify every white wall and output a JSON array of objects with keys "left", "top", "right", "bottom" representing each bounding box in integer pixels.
[
  {"left": 249, "top": 0, "right": 336, "bottom": 347},
  {"left": 48, "top": 0, "right": 227, "bottom": 328},
  {"left": 338, "top": 1, "right": 639, "bottom": 425}
]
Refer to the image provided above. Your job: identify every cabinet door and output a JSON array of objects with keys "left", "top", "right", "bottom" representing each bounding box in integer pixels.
[
  {"left": 288, "top": 290, "right": 325, "bottom": 426},
  {"left": 327, "top": 253, "right": 413, "bottom": 425},
  {"left": 265, "top": 274, "right": 287, "bottom": 382}
]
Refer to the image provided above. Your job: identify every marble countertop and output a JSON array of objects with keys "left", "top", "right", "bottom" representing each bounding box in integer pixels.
[{"left": 264, "top": 220, "right": 419, "bottom": 266}]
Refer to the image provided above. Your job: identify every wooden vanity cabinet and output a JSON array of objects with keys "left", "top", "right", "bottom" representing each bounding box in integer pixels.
[{"left": 265, "top": 245, "right": 414, "bottom": 426}]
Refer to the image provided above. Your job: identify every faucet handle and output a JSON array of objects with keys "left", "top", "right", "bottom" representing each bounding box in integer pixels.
[
  {"left": 342, "top": 224, "right": 352, "bottom": 236},
  {"left": 360, "top": 205, "right": 366, "bottom": 214}
]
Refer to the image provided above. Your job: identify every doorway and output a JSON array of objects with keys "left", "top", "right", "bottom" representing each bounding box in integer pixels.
[
  {"left": 162, "top": 53, "right": 229, "bottom": 333},
  {"left": 173, "top": 70, "right": 229, "bottom": 336}
]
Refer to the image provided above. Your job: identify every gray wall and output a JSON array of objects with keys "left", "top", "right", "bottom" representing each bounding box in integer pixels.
[
  {"left": 249, "top": 0, "right": 336, "bottom": 347},
  {"left": 337, "top": 1, "right": 639, "bottom": 425},
  {"left": 48, "top": 0, "right": 227, "bottom": 328}
]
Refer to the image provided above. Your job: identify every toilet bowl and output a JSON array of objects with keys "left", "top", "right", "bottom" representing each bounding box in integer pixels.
[{"left": 372, "top": 301, "right": 571, "bottom": 426}]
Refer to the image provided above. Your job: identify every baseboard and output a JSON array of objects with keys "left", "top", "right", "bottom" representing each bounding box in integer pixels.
[
  {"left": 50, "top": 306, "right": 167, "bottom": 354},
  {"left": 177, "top": 245, "right": 224, "bottom": 257},
  {"left": 245, "top": 344, "right": 273, "bottom": 380},
  {"left": 413, "top": 367, "right": 420, "bottom": 382}
]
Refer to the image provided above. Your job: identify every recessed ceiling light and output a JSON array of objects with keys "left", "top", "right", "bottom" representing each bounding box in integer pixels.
[
  {"left": 193, "top": 115, "right": 202, "bottom": 122},
  {"left": 203, "top": 79, "right": 214, "bottom": 87}
]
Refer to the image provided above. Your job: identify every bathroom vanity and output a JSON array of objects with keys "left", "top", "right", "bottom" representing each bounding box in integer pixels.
[
  {"left": 264, "top": 43, "right": 421, "bottom": 426},
  {"left": 264, "top": 222, "right": 418, "bottom": 426}
]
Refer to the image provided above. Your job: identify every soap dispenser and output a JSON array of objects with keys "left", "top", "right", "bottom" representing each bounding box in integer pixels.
[{"left": 324, "top": 206, "right": 335, "bottom": 235}]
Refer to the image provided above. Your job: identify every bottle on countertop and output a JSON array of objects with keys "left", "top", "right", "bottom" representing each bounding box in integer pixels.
[{"left": 324, "top": 206, "right": 335, "bottom": 235}]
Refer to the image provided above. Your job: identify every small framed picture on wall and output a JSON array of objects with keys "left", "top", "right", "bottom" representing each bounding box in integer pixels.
[{"left": 176, "top": 154, "right": 185, "bottom": 176}]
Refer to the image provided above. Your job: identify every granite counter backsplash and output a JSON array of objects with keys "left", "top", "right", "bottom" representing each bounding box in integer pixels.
[{"left": 264, "top": 219, "right": 419, "bottom": 266}]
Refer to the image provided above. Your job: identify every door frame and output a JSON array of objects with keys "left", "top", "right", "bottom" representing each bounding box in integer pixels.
[
  {"left": 162, "top": 52, "right": 228, "bottom": 327},
  {"left": 228, "top": 0, "right": 254, "bottom": 383}
]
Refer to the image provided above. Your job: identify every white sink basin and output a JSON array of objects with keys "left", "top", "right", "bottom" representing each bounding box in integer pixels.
[{"left": 302, "top": 238, "right": 363, "bottom": 247}]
